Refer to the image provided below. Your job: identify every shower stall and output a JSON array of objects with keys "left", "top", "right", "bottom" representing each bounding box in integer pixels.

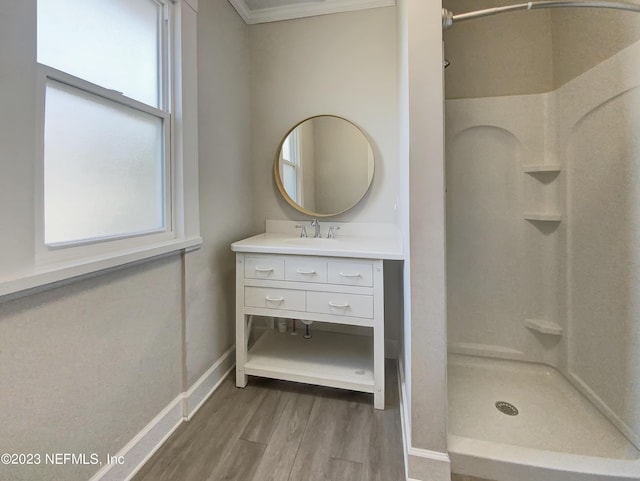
[{"left": 443, "top": 1, "right": 640, "bottom": 480}]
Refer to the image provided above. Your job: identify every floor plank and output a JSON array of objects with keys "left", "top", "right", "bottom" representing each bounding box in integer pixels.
[
  {"left": 324, "top": 458, "right": 363, "bottom": 481},
  {"left": 361, "top": 362, "right": 405, "bottom": 481},
  {"left": 329, "top": 391, "right": 372, "bottom": 463},
  {"left": 240, "top": 387, "right": 289, "bottom": 444},
  {"left": 250, "top": 391, "right": 315, "bottom": 481},
  {"left": 132, "top": 361, "right": 405, "bottom": 481},
  {"left": 133, "top": 377, "right": 267, "bottom": 481},
  {"left": 451, "top": 475, "right": 495, "bottom": 481},
  {"left": 209, "top": 438, "right": 266, "bottom": 481},
  {"left": 287, "top": 391, "right": 344, "bottom": 481}
]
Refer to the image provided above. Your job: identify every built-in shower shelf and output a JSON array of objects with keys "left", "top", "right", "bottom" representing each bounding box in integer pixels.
[
  {"left": 522, "top": 164, "right": 561, "bottom": 174},
  {"left": 524, "top": 318, "right": 563, "bottom": 336},
  {"left": 524, "top": 213, "right": 562, "bottom": 222}
]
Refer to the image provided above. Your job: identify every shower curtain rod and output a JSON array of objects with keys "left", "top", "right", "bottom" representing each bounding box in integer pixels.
[{"left": 442, "top": 1, "right": 640, "bottom": 29}]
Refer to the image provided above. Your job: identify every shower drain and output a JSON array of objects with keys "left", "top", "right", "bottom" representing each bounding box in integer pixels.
[{"left": 495, "top": 401, "right": 519, "bottom": 416}]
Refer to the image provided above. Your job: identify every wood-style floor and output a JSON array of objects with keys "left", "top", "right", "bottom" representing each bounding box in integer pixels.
[{"left": 133, "top": 360, "right": 405, "bottom": 481}]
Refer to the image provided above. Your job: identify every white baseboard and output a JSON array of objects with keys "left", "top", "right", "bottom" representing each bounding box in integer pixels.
[
  {"left": 397, "top": 361, "right": 451, "bottom": 481},
  {"left": 87, "top": 396, "right": 184, "bottom": 481},
  {"left": 89, "top": 348, "right": 235, "bottom": 481},
  {"left": 398, "top": 360, "right": 412, "bottom": 478},
  {"left": 184, "top": 346, "right": 236, "bottom": 420}
]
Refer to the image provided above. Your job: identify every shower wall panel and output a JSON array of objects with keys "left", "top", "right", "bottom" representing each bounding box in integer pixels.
[
  {"left": 445, "top": 0, "right": 640, "bottom": 455},
  {"left": 446, "top": 38, "right": 640, "bottom": 448},
  {"left": 557, "top": 40, "right": 640, "bottom": 448},
  {"left": 446, "top": 94, "right": 564, "bottom": 367}
]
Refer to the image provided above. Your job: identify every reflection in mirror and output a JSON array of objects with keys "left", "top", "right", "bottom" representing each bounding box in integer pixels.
[{"left": 275, "top": 116, "right": 374, "bottom": 217}]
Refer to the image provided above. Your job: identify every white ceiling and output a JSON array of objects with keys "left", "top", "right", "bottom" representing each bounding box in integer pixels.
[{"left": 228, "top": 0, "right": 396, "bottom": 24}]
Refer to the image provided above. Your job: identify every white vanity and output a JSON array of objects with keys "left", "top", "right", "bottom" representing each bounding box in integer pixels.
[
  {"left": 232, "top": 221, "right": 402, "bottom": 409},
  {"left": 232, "top": 116, "right": 402, "bottom": 409}
]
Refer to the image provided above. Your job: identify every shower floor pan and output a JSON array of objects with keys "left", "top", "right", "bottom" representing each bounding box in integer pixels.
[{"left": 448, "top": 354, "right": 640, "bottom": 481}]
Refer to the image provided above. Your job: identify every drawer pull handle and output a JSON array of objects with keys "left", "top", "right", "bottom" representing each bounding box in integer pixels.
[
  {"left": 296, "top": 269, "right": 316, "bottom": 275},
  {"left": 329, "top": 301, "right": 350, "bottom": 308},
  {"left": 255, "top": 267, "right": 274, "bottom": 273},
  {"left": 265, "top": 296, "right": 284, "bottom": 302},
  {"left": 339, "top": 272, "right": 361, "bottom": 278}
]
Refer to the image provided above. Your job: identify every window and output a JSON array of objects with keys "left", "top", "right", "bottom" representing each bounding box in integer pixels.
[
  {"left": 280, "top": 129, "right": 301, "bottom": 203},
  {"left": 0, "top": 0, "right": 199, "bottom": 297},
  {"left": 37, "top": 0, "right": 170, "bottom": 249}
]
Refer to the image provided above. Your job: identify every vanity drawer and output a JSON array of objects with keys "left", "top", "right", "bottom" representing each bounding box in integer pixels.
[
  {"left": 306, "top": 292, "right": 374, "bottom": 319},
  {"left": 328, "top": 261, "right": 374, "bottom": 287},
  {"left": 245, "top": 256, "right": 285, "bottom": 280},
  {"left": 285, "top": 258, "right": 328, "bottom": 283},
  {"left": 245, "top": 287, "right": 305, "bottom": 311}
]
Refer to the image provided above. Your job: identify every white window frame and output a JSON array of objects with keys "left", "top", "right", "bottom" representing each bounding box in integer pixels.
[
  {"left": 0, "top": 0, "right": 202, "bottom": 299},
  {"left": 280, "top": 128, "right": 302, "bottom": 203},
  {"left": 34, "top": 0, "right": 181, "bottom": 266}
]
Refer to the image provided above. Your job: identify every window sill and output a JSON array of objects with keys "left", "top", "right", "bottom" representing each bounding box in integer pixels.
[{"left": 0, "top": 236, "right": 203, "bottom": 302}]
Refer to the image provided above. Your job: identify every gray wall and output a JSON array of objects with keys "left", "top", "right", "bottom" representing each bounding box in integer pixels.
[
  {"left": 443, "top": 0, "right": 554, "bottom": 99},
  {"left": 189, "top": 0, "right": 253, "bottom": 387},
  {"left": 551, "top": 8, "right": 640, "bottom": 88},
  {"left": 443, "top": 0, "right": 640, "bottom": 99},
  {"left": 313, "top": 118, "right": 370, "bottom": 214},
  {"left": 248, "top": 7, "right": 403, "bottom": 349},
  {"left": 0, "top": 257, "right": 183, "bottom": 481},
  {"left": 0, "top": 1, "right": 253, "bottom": 480}
]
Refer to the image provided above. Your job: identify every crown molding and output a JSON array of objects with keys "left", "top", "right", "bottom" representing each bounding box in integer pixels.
[{"left": 228, "top": 0, "right": 395, "bottom": 25}]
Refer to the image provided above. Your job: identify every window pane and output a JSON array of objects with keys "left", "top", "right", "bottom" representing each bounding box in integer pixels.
[
  {"left": 283, "top": 136, "right": 292, "bottom": 162},
  {"left": 44, "top": 80, "right": 165, "bottom": 245},
  {"left": 283, "top": 164, "right": 297, "bottom": 202},
  {"left": 38, "top": 0, "right": 161, "bottom": 107}
]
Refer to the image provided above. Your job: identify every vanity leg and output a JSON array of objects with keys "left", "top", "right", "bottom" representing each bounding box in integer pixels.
[
  {"left": 236, "top": 312, "right": 248, "bottom": 388},
  {"left": 236, "top": 255, "right": 248, "bottom": 388},
  {"left": 373, "top": 261, "right": 385, "bottom": 410},
  {"left": 373, "top": 326, "right": 385, "bottom": 410}
]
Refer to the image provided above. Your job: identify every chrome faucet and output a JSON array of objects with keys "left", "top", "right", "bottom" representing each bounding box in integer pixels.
[
  {"left": 294, "top": 224, "right": 308, "bottom": 237},
  {"left": 310, "top": 218, "right": 322, "bottom": 238},
  {"left": 327, "top": 225, "right": 340, "bottom": 238}
]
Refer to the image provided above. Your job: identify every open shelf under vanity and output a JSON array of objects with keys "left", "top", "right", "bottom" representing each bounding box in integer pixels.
[{"left": 245, "top": 329, "right": 374, "bottom": 393}]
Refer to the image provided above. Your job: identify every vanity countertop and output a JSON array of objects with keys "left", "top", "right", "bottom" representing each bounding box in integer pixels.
[{"left": 231, "top": 232, "right": 403, "bottom": 260}]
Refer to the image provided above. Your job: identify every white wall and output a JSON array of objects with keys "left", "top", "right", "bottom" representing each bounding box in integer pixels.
[
  {"left": 446, "top": 94, "right": 564, "bottom": 368},
  {"left": 398, "top": 1, "right": 451, "bottom": 480},
  {"left": 558, "top": 41, "right": 640, "bottom": 448},
  {"left": 248, "top": 7, "right": 399, "bottom": 226}
]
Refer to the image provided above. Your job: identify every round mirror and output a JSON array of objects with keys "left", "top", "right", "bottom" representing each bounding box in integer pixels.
[{"left": 274, "top": 115, "right": 375, "bottom": 217}]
